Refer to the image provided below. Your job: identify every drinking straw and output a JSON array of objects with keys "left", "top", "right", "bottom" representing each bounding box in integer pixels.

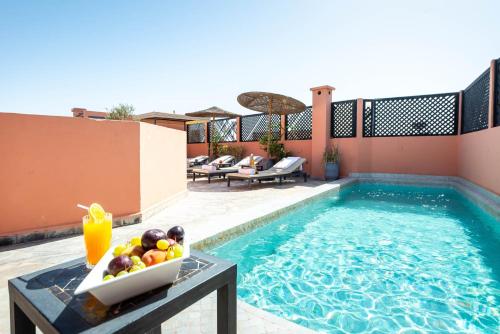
[{"left": 77, "top": 204, "right": 89, "bottom": 210}]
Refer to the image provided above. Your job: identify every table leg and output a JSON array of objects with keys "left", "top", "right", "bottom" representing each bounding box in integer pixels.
[
  {"left": 217, "top": 281, "right": 236, "bottom": 334},
  {"left": 10, "top": 301, "right": 35, "bottom": 334}
]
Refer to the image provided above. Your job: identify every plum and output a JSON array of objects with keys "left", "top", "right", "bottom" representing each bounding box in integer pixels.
[
  {"left": 107, "top": 255, "right": 133, "bottom": 276},
  {"left": 141, "top": 229, "right": 167, "bottom": 251},
  {"left": 167, "top": 226, "right": 185, "bottom": 244}
]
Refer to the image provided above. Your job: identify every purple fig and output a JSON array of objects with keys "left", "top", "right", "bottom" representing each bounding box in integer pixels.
[
  {"left": 107, "top": 255, "right": 133, "bottom": 276},
  {"left": 167, "top": 226, "right": 185, "bottom": 244},
  {"left": 141, "top": 229, "right": 167, "bottom": 251}
]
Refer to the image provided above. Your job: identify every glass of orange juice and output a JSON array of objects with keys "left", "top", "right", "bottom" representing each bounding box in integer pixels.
[{"left": 83, "top": 211, "right": 112, "bottom": 269}]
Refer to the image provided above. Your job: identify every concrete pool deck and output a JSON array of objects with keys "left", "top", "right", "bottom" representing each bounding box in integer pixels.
[
  {"left": 1, "top": 177, "right": 347, "bottom": 333},
  {"left": 1, "top": 174, "right": 498, "bottom": 333}
]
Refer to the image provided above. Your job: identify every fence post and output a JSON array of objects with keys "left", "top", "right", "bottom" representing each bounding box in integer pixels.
[
  {"left": 489, "top": 59, "right": 496, "bottom": 128},
  {"left": 356, "top": 98, "right": 363, "bottom": 137},
  {"left": 280, "top": 114, "right": 286, "bottom": 141},
  {"left": 236, "top": 117, "right": 241, "bottom": 143},
  {"left": 458, "top": 90, "right": 464, "bottom": 134},
  {"left": 310, "top": 85, "right": 335, "bottom": 179}
]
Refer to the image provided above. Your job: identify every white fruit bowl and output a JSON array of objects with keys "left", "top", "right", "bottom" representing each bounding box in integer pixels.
[{"left": 75, "top": 238, "right": 190, "bottom": 306}]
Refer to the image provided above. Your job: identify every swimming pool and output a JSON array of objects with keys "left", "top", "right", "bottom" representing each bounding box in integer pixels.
[{"left": 209, "top": 183, "right": 500, "bottom": 333}]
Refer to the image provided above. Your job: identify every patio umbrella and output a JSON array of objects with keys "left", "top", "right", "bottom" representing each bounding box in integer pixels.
[
  {"left": 237, "top": 92, "right": 306, "bottom": 159},
  {"left": 186, "top": 106, "right": 239, "bottom": 159}
]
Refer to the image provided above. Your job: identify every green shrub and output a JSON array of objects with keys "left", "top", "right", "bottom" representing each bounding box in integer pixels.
[
  {"left": 218, "top": 144, "right": 246, "bottom": 161},
  {"left": 259, "top": 134, "right": 291, "bottom": 161},
  {"left": 106, "top": 104, "right": 135, "bottom": 120},
  {"left": 323, "top": 145, "right": 340, "bottom": 164}
]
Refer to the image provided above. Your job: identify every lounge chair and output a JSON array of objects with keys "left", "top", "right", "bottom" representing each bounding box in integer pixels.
[
  {"left": 187, "top": 155, "right": 209, "bottom": 167},
  {"left": 208, "top": 155, "right": 236, "bottom": 167},
  {"left": 226, "top": 157, "right": 308, "bottom": 187},
  {"left": 187, "top": 155, "right": 209, "bottom": 174},
  {"left": 187, "top": 155, "right": 234, "bottom": 174},
  {"left": 192, "top": 155, "right": 264, "bottom": 183}
]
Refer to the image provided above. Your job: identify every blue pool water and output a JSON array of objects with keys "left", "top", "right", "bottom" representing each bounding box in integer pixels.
[{"left": 209, "top": 183, "right": 500, "bottom": 333}]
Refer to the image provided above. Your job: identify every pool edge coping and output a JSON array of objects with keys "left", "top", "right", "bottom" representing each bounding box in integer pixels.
[{"left": 191, "top": 177, "right": 357, "bottom": 251}]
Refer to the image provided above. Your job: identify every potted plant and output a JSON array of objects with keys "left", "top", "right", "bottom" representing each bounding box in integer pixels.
[
  {"left": 210, "top": 132, "right": 223, "bottom": 158},
  {"left": 323, "top": 145, "right": 340, "bottom": 180},
  {"left": 218, "top": 144, "right": 246, "bottom": 162},
  {"left": 259, "top": 133, "right": 290, "bottom": 168}
]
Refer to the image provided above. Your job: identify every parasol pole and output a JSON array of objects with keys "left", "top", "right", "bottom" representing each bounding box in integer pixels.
[
  {"left": 267, "top": 96, "right": 273, "bottom": 159},
  {"left": 209, "top": 116, "right": 215, "bottom": 159}
]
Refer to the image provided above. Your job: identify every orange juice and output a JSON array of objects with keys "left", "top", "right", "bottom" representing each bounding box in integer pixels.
[{"left": 83, "top": 213, "right": 112, "bottom": 267}]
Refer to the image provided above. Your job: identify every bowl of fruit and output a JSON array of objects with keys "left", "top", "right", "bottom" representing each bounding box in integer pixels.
[{"left": 75, "top": 226, "right": 188, "bottom": 305}]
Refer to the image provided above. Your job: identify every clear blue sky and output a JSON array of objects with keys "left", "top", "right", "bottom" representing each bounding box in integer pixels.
[{"left": 1, "top": 0, "right": 499, "bottom": 116}]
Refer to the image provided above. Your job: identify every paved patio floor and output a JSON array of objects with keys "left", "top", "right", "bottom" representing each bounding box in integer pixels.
[{"left": 0, "top": 176, "right": 345, "bottom": 333}]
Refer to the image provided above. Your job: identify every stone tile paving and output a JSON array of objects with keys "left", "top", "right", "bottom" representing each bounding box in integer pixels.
[{"left": 0, "top": 177, "right": 346, "bottom": 333}]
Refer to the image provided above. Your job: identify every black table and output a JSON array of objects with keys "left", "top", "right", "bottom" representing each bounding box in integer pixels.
[{"left": 9, "top": 250, "right": 236, "bottom": 334}]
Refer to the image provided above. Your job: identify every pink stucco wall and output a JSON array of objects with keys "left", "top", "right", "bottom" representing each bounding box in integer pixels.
[
  {"left": 332, "top": 136, "right": 458, "bottom": 177},
  {"left": 311, "top": 86, "right": 334, "bottom": 178},
  {"left": 331, "top": 98, "right": 459, "bottom": 178},
  {"left": 0, "top": 113, "right": 186, "bottom": 236},
  {"left": 187, "top": 143, "right": 209, "bottom": 157},
  {"left": 140, "top": 122, "right": 187, "bottom": 211},
  {"left": 458, "top": 126, "right": 500, "bottom": 194},
  {"left": 0, "top": 113, "right": 140, "bottom": 235}
]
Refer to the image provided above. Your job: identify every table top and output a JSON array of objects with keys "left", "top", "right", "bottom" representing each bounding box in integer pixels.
[{"left": 9, "top": 250, "right": 235, "bottom": 334}]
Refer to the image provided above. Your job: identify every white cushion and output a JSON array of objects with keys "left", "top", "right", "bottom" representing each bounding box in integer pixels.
[
  {"left": 273, "top": 157, "right": 300, "bottom": 169},
  {"left": 236, "top": 157, "right": 250, "bottom": 166},
  {"left": 236, "top": 155, "right": 263, "bottom": 167},
  {"left": 209, "top": 155, "right": 233, "bottom": 165}
]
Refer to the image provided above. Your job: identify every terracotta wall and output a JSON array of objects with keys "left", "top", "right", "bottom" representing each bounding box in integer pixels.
[
  {"left": 187, "top": 143, "right": 208, "bottom": 157},
  {"left": 0, "top": 113, "right": 140, "bottom": 235},
  {"left": 458, "top": 126, "right": 500, "bottom": 194},
  {"left": 332, "top": 137, "right": 458, "bottom": 177},
  {"left": 331, "top": 99, "right": 458, "bottom": 178},
  {"left": 0, "top": 113, "right": 186, "bottom": 236},
  {"left": 140, "top": 122, "right": 187, "bottom": 211}
]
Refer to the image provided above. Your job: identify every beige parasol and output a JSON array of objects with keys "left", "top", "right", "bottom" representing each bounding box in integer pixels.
[
  {"left": 186, "top": 106, "right": 239, "bottom": 158},
  {"left": 237, "top": 92, "right": 306, "bottom": 158}
]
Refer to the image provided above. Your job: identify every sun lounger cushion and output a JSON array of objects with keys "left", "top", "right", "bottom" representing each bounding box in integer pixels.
[
  {"left": 209, "top": 155, "right": 234, "bottom": 165},
  {"left": 189, "top": 155, "right": 208, "bottom": 162},
  {"left": 273, "top": 157, "right": 301, "bottom": 170},
  {"left": 235, "top": 155, "right": 263, "bottom": 167}
]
